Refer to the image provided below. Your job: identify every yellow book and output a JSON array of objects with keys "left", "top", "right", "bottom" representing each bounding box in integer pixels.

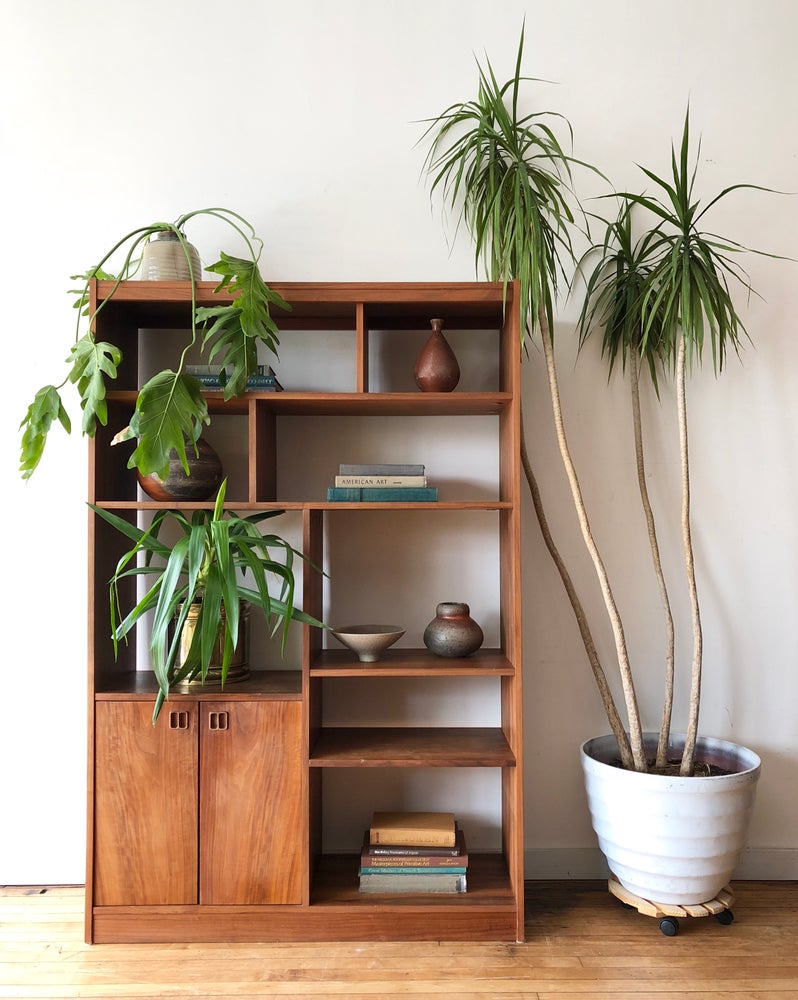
[{"left": 369, "top": 811, "right": 457, "bottom": 847}]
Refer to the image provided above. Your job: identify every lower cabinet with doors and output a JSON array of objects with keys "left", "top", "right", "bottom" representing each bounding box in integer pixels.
[{"left": 92, "top": 693, "right": 303, "bottom": 920}]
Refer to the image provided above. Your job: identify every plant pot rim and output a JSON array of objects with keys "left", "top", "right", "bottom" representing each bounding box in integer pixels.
[{"left": 581, "top": 732, "right": 761, "bottom": 784}]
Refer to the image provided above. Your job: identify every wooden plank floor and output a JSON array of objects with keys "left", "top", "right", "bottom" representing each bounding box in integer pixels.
[{"left": 1, "top": 881, "right": 796, "bottom": 998}]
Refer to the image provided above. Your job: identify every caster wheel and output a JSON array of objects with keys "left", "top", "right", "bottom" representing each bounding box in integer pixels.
[
  {"left": 659, "top": 916, "right": 680, "bottom": 936},
  {"left": 715, "top": 909, "right": 734, "bottom": 925}
]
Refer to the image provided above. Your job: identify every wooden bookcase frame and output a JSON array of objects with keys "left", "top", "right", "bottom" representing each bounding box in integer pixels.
[{"left": 85, "top": 280, "right": 524, "bottom": 943}]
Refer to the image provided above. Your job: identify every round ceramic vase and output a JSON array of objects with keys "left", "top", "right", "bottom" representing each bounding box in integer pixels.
[
  {"left": 581, "top": 733, "right": 761, "bottom": 905},
  {"left": 423, "top": 602, "right": 483, "bottom": 658},
  {"left": 137, "top": 437, "right": 223, "bottom": 501}
]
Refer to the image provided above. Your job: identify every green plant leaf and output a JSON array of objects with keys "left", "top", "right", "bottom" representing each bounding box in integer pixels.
[
  {"left": 67, "top": 333, "right": 122, "bottom": 434},
  {"left": 196, "top": 253, "right": 291, "bottom": 398},
  {"left": 19, "top": 386, "right": 71, "bottom": 479},
  {"left": 117, "top": 370, "right": 210, "bottom": 480}
]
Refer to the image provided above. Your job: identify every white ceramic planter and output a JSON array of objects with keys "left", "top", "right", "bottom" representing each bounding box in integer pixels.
[{"left": 581, "top": 733, "right": 761, "bottom": 905}]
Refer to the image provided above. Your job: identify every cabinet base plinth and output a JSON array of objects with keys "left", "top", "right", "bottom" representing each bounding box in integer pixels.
[{"left": 91, "top": 904, "right": 520, "bottom": 943}]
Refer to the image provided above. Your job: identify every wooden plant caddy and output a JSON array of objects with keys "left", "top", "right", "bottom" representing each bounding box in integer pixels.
[{"left": 608, "top": 876, "right": 735, "bottom": 936}]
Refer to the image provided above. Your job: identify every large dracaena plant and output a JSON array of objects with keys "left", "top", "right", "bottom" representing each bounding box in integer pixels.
[
  {"left": 576, "top": 205, "right": 675, "bottom": 772},
  {"left": 19, "top": 208, "right": 289, "bottom": 482},
  {"left": 419, "top": 24, "right": 643, "bottom": 772},
  {"left": 578, "top": 111, "right": 786, "bottom": 774},
  {"left": 90, "top": 479, "right": 323, "bottom": 722}
]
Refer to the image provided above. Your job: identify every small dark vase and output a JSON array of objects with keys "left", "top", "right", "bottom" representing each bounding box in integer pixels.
[
  {"left": 423, "top": 602, "right": 484, "bottom": 658},
  {"left": 137, "top": 436, "right": 223, "bottom": 501},
  {"left": 414, "top": 318, "right": 460, "bottom": 392}
]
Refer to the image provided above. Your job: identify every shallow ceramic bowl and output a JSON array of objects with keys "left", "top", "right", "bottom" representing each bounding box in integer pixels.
[{"left": 330, "top": 625, "right": 405, "bottom": 662}]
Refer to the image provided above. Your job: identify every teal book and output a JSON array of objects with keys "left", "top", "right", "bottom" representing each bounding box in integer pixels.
[{"left": 327, "top": 487, "right": 438, "bottom": 502}]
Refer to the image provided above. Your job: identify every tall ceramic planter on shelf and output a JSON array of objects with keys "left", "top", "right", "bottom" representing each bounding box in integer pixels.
[
  {"left": 140, "top": 228, "right": 202, "bottom": 280},
  {"left": 581, "top": 733, "right": 761, "bottom": 906}
]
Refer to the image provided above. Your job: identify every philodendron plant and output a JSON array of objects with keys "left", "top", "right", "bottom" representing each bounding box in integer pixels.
[
  {"left": 90, "top": 479, "right": 324, "bottom": 722},
  {"left": 421, "top": 29, "right": 786, "bottom": 775},
  {"left": 19, "top": 207, "right": 289, "bottom": 482}
]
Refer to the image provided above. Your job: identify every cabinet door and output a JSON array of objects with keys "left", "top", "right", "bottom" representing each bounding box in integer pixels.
[
  {"left": 199, "top": 701, "right": 302, "bottom": 905},
  {"left": 94, "top": 701, "right": 199, "bottom": 906}
]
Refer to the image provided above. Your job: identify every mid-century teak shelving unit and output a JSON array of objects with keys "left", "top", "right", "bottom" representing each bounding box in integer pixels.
[{"left": 85, "top": 279, "right": 524, "bottom": 943}]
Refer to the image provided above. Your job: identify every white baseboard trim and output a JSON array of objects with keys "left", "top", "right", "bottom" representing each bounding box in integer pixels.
[{"left": 524, "top": 847, "right": 798, "bottom": 881}]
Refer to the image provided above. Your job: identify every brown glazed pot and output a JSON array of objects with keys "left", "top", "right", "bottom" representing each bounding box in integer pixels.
[
  {"left": 423, "top": 602, "right": 483, "bottom": 658},
  {"left": 137, "top": 436, "right": 223, "bottom": 501}
]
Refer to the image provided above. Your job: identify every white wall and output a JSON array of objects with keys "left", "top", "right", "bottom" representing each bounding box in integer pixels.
[{"left": 1, "top": 0, "right": 796, "bottom": 883}]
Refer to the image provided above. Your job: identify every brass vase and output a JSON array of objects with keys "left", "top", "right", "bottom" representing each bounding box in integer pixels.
[{"left": 175, "top": 601, "right": 250, "bottom": 687}]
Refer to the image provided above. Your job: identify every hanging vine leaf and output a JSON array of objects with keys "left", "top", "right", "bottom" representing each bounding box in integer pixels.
[
  {"left": 18, "top": 386, "right": 72, "bottom": 479},
  {"left": 67, "top": 333, "right": 122, "bottom": 434}
]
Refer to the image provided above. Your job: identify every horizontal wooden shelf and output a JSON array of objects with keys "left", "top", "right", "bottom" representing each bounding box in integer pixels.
[
  {"left": 94, "top": 669, "right": 302, "bottom": 700},
  {"left": 309, "top": 727, "right": 516, "bottom": 767},
  {"left": 311, "top": 852, "right": 513, "bottom": 906},
  {"left": 106, "top": 389, "right": 511, "bottom": 416},
  {"left": 95, "top": 280, "right": 512, "bottom": 331},
  {"left": 311, "top": 647, "right": 514, "bottom": 676},
  {"left": 94, "top": 500, "right": 512, "bottom": 511}
]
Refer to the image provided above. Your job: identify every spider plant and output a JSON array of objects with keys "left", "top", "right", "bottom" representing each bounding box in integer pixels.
[
  {"left": 90, "top": 479, "right": 324, "bottom": 722},
  {"left": 577, "top": 110, "right": 787, "bottom": 774},
  {"left": 19, "top": 208, "right": 290, "bottom": 482}
]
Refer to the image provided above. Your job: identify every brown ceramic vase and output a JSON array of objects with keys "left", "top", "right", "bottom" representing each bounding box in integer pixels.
[
  {"left": 423, "top": 602, "right": 483, "bottom": 658},
  {"left": 414, "top": 318, "right": 460, "bottom": 392}
]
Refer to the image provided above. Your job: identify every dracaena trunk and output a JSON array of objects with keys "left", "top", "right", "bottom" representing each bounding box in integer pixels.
[
  {"left": 538, "top": 303, "right": 646, "bottom": 772},
  {"left": 520, "top": 408, "right": 634, "bottom": 770},
  {"left": 677, "top": 336, "right": 703, "bottom": 776},
  {"left": 629, "top": 350, "right": 676, "bottom": 770}
]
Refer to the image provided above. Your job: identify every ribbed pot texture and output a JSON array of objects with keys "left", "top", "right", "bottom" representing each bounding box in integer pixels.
[{"left": 581, "top": 733, "right": 761, "bottom": 905}]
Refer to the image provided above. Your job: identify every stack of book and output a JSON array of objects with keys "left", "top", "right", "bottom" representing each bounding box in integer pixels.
[
  {"left": 327, "top": 463, "right": 438, "bottom": 502},
  {"left": 184, "top": 364, "right": 283, "bottom": 392},
  {"left": 358, "top": 811, "right": 467, "bottom": 894}
]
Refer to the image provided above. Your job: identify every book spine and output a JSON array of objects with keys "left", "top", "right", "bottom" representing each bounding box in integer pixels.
[
  {"left": 339, "top": 464, "right": 425, "bottom": 476},
  {"left": 358, "top": 873, "right": 467, "bottom": 893},
  {"left": 192, "top": 375, "right": 278, "bottom": 386},
  {"left": 327, "top": 487, "right": 438, "bottom": 502},
  {"left": 334, "top": 476, "right": 427, "bottom": 487},
  {"left": 370, "top": 826, "right": 455, "bottom": 848},
  {"left": 359, "top": 865, "right": 467, "bottom": 875},
  {"left": 367, "top": 845, "right": 461, "bottom": 857},
  {"left": 361, "top": 853, "right": 467, "bottom": 868},
  {"left": 185, "top": 364, "right": 275, "bottom": 377}
]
